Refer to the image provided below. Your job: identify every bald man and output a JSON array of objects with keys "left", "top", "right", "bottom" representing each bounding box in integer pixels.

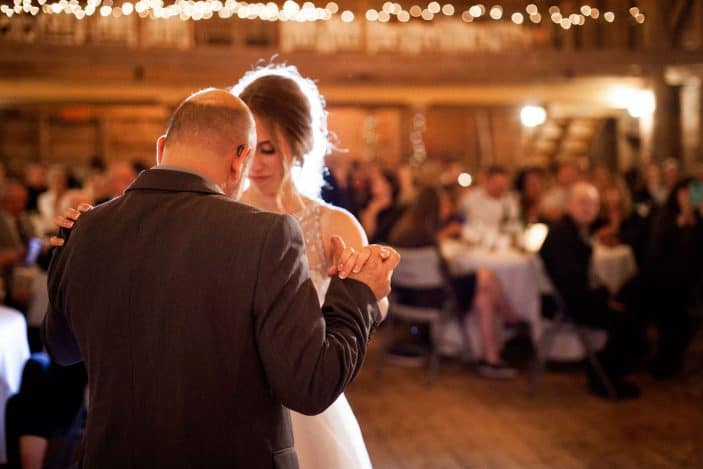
[
  {"left": 43, "top": 89, "right": 398, "bottom": 468},
  {"left": 539, "top": 182, "right": 641, "bottom": 400}
]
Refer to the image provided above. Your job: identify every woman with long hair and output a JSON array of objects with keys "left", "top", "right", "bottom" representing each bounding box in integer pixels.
[
  {"left": 232, "top": 64, "right": 380, "bottom": 468},
  {"left": 389, "top": 186, "right": 524, "bottom": 378}
]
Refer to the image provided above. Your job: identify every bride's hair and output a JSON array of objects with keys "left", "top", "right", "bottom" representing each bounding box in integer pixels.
[{"left": 231, "top": 63, "right": 331, "bottom": 200}]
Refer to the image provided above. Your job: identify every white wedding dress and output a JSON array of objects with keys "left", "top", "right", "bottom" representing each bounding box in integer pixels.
[{"left": 290, "top": 201, "right": 373, "bottom": 469}]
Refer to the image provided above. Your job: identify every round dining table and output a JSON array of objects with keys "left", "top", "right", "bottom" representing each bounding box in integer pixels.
[
  {"left": 438, "top": 240, "right": 543, "bottom": 357},
  {"left": 0, "top": 306, "right": 30, "bottom": 464}
]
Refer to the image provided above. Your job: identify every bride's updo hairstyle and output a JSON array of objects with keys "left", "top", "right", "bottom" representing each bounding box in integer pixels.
[{"left": 231, "top": 63, "right": 331, "bottom": 199}]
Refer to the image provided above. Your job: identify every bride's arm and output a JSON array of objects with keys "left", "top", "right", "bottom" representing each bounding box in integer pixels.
[{"left": 321, "top": 206, "right": 390, "bottom": 316}]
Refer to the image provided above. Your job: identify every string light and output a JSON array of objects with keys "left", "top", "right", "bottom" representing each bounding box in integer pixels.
[{"left": 0, "top": 0, "right": 649, "bottom": 26}]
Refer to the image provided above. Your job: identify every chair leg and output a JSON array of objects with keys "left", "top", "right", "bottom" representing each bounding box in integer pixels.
[
  {"left": 457, "top": 315, "right": 474, "bottom": 363},
  {"left": 427, "top": 344, "right": 440, "bottom": 387},
  {"left": 528, "top": 316, "right": 563, "bottom": 398},
  {"left": 374, "top": 315, "right": 393, "bottom": 377},
  {"left": 576, "top": 327, "right": 618, "bottom": 400}
]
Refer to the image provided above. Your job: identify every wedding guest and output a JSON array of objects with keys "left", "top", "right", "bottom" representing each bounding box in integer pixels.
[
  {"left": 4, "top": 356, "right": 87, "bottom": 469},
  {"left": 645, "top": 178, "right": 703, "bottom": 378},
  {"left": 0, "top": 182, "right": 36, "bottom": 305},
  {"left": 595, "top": 179, "right": 651, "bottom": 265},
  {"left": 359, "top": 168, "right": 405, "bottom": 244},
  {"left": 460, "top": 165, "right": 520, "bottom": 230},
  {"left": 634, "top": 162, "right": 667, "bottom": 207},
  {"left": 662, "top": 158, "right": 680, "bottom": 197},
  {"left": 514, "top": 166, "right": 546, "bottom": 225},
  {"left": 321, "top": 153, "right": 354, "bottom": 212},
  {"left": 389, "top": 186, "right": 524, "bottom": 378},
  {"left": 539, "top": 182, "right": 641, "bottom": 399},
  {"left": 542, "top": 161, "right": 578, "bottom": 221},
  {"left": 94, "top": 161, "right": 137, "bottom": 204},
  {"left": 37, "top": 165, "right": 68, "bottom": 235},
  {"left": 23, "top": 163, "right": 47, "bottom": 213}
]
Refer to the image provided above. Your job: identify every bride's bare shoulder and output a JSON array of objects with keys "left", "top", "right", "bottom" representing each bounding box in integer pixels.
[{"left": 318, "top": 202, "right": 368, "bottom": 249}]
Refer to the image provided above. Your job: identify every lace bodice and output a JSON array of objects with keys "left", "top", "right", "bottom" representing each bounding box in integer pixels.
[{"left": 292, "top": 201, "right": 332, "bottom": 304}]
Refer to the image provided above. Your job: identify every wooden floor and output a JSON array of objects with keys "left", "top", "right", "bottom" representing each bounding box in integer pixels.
[{"left": 346, "top": 337, "right": 703, "bottom": 469}]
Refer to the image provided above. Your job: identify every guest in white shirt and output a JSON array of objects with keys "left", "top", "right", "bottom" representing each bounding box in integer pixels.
[
  {"left": 542, "top": 161, "right": 578, "bottom": 221},
  {"left": 460, "top": 165, "right": 520, "bottom": 231},
  {"left": 37, "top": 165, "right": 68, "bottom": 235}
]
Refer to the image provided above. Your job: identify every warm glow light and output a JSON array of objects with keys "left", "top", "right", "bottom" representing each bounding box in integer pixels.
[
  {"left": 525, "top": 3, "right": 537, "bottom": 15},
  {"left": 468, "top": 4, "right": 484, "bottom": 17},
  {"left": 606, "top": 87, "right": 656, "bottom": 118},
  {"left": 365, "top": 9, "right": 377, "bottom": 21},
  {"left": 397, "top": 10, "right": 410, "bottom": 22},
  {"left": 421, "top": 9, "right": 433, "bottom": 20},
  {"left": 511, "top": 12, "right": 523, "bottom": 24},
  {"left": 121, "top": 2, "right": 133, "bottom": 15},
  {"left": 325, "top": 2, "right": 338, "bottom": 14},
  {"left": 427, "top": 1, "right": 440, "bottom": 14},
  {"left": 461, "top": 10, "right": 473, "bottom": 22},
  {"left": 409, "top": 5, "right": 422, "bottom": 17},
  {"left": 458, "top": 172, "right": 473, "bottom": 188},
  {"left": 530, "top": 13, "right": 541, "bottom": 23},
  {"left": 520, "top": 105, "right": 547, "bottom": 127},
  {"left": 489, "top": 5, "right": 502, "bottom": 20},
  {"left": 522, "top": 223, "right": 549, "bottom": 252},
  {"left": 604, "top": 11, "right": 615, "bottom": 22},
  {"left": 441, "top": 3, "right": 454, "bottom": 16},
  {"left": 340, "top": 9, "right": 353, "bottom": 22},
  {"left": 580, "top": 5, "right": 591, "bottom": 16}
]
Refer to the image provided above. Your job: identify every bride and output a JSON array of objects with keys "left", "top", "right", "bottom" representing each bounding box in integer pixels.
[
  {"left": 54, "top": 64, "right": 383, "bottom": 469},
  {"left": 233, "top": 64, "right": 382, "bottom": 469}
]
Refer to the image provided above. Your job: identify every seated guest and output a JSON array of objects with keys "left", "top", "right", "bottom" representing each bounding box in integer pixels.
[
  {"left": 5, "top": 355, "right": 87, "bottom": 469},
  {"left": 645, "top": 178, "right": 703, "bottom": 378},
  {"left": 514, "top": 166, "right": 547, "bottom": 225},
  {"left": 321, "top": 153, "right": 353, "bottom": 212},
  {"left": 541, "top": 161, "right": 578, "bottom": 221},
  {"left": 634, "top": 162, "right": 667, "bottom": 208},
  {"left": 37, "top": 165, "right": 68, "bottom": 235},
  {"left": 23, "top": 164, "right": 47, "bottom": 214},
  {"left": 460, "top": 165, "right": 520, "bottom": 231},
  {"left": 595, "top": 179, "right": 651, "bottom": 266},
  {"left": 0, "top": 181, "right": 36, "bottom": 307},
  {"left": 359, "top": 168, "right": 405, "bottom": 244},
  {"left": 539, "top": 182, "right": 641, "bottom": 399},
  {"left": 390, "top": 186, "right": 525, "bottom": 378},
  {"left": 94, "top": 161, "right": 138, "bottom": 205}
]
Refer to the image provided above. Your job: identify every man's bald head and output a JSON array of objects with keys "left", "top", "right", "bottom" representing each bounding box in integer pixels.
[
  {"left": 567, "top": 181, "right": 600, "bottom": 228},
  {"left": 158, "top": 88, "right": 256, "bottom": 198},
  {"left": 165, "top": 88, "right": 255, "bottom": 156}
]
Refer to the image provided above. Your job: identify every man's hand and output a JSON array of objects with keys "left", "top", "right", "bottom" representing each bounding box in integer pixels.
[
  {"left": 329, "top": 236, "right": 400, "bottom": 301},
  {"left": 49, "top": 203, "right": 93, "bottom": 247}
]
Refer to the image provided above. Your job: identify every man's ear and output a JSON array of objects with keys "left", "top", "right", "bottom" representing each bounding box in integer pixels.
[
  {"left": 230, "top": 145, "right": 251, "bottom": 181},
  {"left": 155, "top": 135, "right": 167, "bottom": 165}
]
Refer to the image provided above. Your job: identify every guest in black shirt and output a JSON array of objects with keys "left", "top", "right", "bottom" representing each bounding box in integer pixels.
[
  {"left": 540, "top": 182, "right": 642, "bottom": 399},
  {"left": 644, "top": 178, "right": 703, "bottom": 378},
  {"left": 359, "top": 168, "right": 405, "bottom": 244}
]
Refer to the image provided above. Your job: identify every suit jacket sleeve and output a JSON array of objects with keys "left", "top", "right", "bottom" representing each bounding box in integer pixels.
[
  {"left": 253, "top": 215, "right": 380, "bottom": 416},
  {"left": 42, "top": 241, "right": 83, "bottom": 366}
]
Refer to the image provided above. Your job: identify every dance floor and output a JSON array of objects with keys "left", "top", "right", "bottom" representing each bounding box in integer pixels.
[{"left": 346, "top": 334, "right": 703, "bottom": 469}]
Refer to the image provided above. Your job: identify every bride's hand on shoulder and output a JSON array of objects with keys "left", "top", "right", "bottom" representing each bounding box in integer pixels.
[{"left": 49, "top": 203, "right": 94, "bottom": 247}]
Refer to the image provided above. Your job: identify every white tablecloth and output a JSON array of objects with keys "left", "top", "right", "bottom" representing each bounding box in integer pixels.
[
  {"left": 439, "top": 240, "right": 611, "bottom": 361},
  {"left": 0, "top": 307, "right": 30, "bottom": 464},
  {"left": 592, "top": 243, "right": 637, "bottom": 293},
  {"left": 439, "top": 241, "right": 542, "bottom": 357}
]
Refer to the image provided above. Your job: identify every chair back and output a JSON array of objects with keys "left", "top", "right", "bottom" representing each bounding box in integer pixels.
[{"left": 392, "top": 247, "right": 446, "bottom": 289}]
